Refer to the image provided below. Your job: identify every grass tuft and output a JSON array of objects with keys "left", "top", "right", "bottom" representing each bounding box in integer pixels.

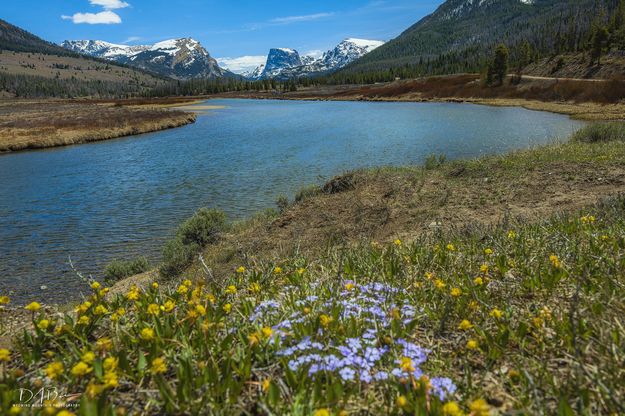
[{"left": 572, "top": 122, "right": 625, "bottom": 143}]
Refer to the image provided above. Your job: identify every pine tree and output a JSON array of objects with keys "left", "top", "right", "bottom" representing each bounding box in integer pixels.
[{"left": 492, "top": 44, "right": 509, "bottom": 85}]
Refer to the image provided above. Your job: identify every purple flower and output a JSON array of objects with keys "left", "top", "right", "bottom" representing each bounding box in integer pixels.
[
  {"left": 430, "top": 377, "right": 457, "bottom": 401},
  {"left": 339, "top": 367, "right": 356, "bottom": 381}
]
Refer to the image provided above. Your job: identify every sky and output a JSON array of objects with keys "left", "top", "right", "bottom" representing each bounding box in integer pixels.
[{"left": 2, "top": 0, "right": 442, "bottom": 74}]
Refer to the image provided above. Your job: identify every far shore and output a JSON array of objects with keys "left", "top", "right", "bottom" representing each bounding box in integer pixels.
[{"left": 0, "top": 98, "right": 200, "bottom": 153}]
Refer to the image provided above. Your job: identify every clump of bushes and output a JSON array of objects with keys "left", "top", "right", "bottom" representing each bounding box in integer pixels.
[
  {"left": 572, "top": 122, "right": 625, "bottom": 143},
  {"left": 104, "top": 256, "right": 150, "bottom": 283},
  {"left": 294, "top": 184, "right": 322, "bottom": 203},
  {"left": 275, "top": 195, "right": 289, "bottom": 214},
  {"left": 161, "top": 208, "right": 227, "bottom": 278},
  {"left": 424, "top": 153, "right": 447, "bottom": 170}
]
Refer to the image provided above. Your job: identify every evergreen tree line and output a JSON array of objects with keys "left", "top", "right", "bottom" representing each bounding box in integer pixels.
[{"left": 0, "top": 72, "right": 149, "bottom": 99}]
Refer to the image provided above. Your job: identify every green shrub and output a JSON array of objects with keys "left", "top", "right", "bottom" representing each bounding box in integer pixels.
[
  {"left": 424, "top": 153, "right": 447, "bottom": 170},
  {"left": 161, "top": 237, "right": 196, "bottom": 278},
  {"left": 294, "top": 184, "right": 321, "bottom": 203},
  {"left": 275, "top": 195, "right": 289, "bottom": 214},
  {"left": 160, "top": 208, "right": 228, "bottom": 278},
  {"left": 572, "top": 122, "right": 625, "bottom": 143},
  {"left": 104, "top": 256, "right": 150, "bottom": 282},
  {"left": 176, "top": 208, "right": 227, "bottom": 247}
]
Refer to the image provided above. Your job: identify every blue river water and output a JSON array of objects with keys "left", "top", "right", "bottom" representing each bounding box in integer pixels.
[{"left": 0, "top": 99, "right": 584, "bottom": 302}]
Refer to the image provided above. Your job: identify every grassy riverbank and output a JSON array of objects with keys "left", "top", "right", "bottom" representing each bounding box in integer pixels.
[
  {"left": 0, "top": 99, "right": 198, "bottom": 153},
  {"left": 1, "top": 124, "right": 624, "bottom": 414}
]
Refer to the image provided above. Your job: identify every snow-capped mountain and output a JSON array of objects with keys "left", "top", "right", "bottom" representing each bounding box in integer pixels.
[
  {"left": 247, "top": 38, "right": 384, "bottom": 80},
  {"left": 61, "top": 40, "right": 149, "bottom": 59},
  {"left": 319, "top": 38, "right": 385, "bottom": 70},
  {"left": 62, "top": 38, "right": 234, "bottom": 80}
]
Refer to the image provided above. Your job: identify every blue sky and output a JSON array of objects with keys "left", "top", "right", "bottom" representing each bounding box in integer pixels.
[{"left": 2, "top": 0, "right": 442, "bottom": 73}]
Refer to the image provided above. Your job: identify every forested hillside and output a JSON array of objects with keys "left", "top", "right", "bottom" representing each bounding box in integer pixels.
[
  {"left": 331, "top": 0, "right": 625, "bottom": 83},
  {"left": 0, "top": 19, "right": 165, "bottom": 98}
]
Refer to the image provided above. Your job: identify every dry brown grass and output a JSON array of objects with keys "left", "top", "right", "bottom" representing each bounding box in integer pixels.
[
  {"left": 179, "top": 139, "right": 625, "bottom": 285},
  {"left": 0, "top": 100, "right": 196, "bottom": 152}
]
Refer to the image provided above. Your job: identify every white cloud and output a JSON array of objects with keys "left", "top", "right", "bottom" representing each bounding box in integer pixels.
[
  {"left": 270, "top": 12, "right": 334, "bottom": 24},
  {"left": 122, "top": 36, "right": 142, "bottom": 44},
  {"left": 62, "top": 10, "right": 122, "bottom": 24},
  {"left": 216, "top": 56, "right": 267, "bottom": 74},
  {"left": 89, "top": 0, "right": 130, "bottom": 10}
]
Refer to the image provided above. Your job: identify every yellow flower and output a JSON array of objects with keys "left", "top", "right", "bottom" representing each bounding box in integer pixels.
[
  {"left": 236, "top": 266, "right": 246, "bottom": 273},
  {"left": 468, "top": 300, "right": 479, "bottom": 311},
  {"left": 319, "top": 314, "right": 333, "bottom": 328},
  {"left": 249, "top": 282, "right": 261, "bottom": 293},
  {"left": 469, "top": 399, "right": 490, "bottom": 416},
  {"left": 56, "top": 411, "right": 76, "bottom": 416},
  {"left": 458, "top": 319, "right": 473, "bottom": 330},
  {"left": 0, "top": 348, "right": 10, "bottom": 362},
  {"left": 37, "top": 319, "right": 50, "bottom": 330},
  {"left": 489, "top": 308, "right": 503, "bottom": 319},
  {"left": 540, "top": 306, "right": 552, "bottom": 320},
  {"left": 93, "top": 305, "right": 108, "bottom": 315},
  {"left": 314, "top": 409, "right": 330, "bottom": 416},
  {"left": 532, "top": 316, "right": 544, "bottom": 329},
  {"left": 126, "top": 286, "right": 140, "bottom": 300},
  {"left": 150, "top": 357, "right": 167, "bottom": 375},
  {"left": 261, "top": 327, "right": 273, "bottom": 338},
  {"left": 580, "top": 215, "right": 596, "bottom": 224},
  {"left": 466, "top": 339, "right": 479, "bottom": 350},
  {"left": 206, "top": 293, "right": 216, "bottom": 304},
  {"left": 223, "top": 303, "right": 232, "bottom": 314},
  {"left": 147, "top": 303, "right": 160, "bottom": 316},
  {"left": 442, "top": 401, "right": 463, "bottom": 416},
  {"left": 225, "top": 285, "right": 237, "bottom": 295},
  {"left": 424, "top": 272, "right": 434, "bottom": 280},
  {"left": 484, "top": 248, "right": 493, "bottom": 255},
  {"left": 479, "top": 264, "right": 489, "bottom": 274},
  {"left": 163, "top": 300, "right": 175, "bottom": 312},
  {"left": 45, "top": 361, "right": 64, "bottom": 379},
  {"left": 140, "top": 327, "right": 155, "bottom": 341},
  {"left": 116, "top": 307, "right": 126, "bottom": 316},
  {"left": 25, "top": 302, "right": 42, "bottom": 312},
  {"left": 81, "top": 351, "right": 95, "bottom": 363},
  {"left": 507, "top": 230, "right": 517, "bottom": 239},
  {"left": 71, "top": 361, "right": 92, "bottom": 377},
  {"left": 103, "top": 371, "right": 119, "bottom": 388},
  {"left": 446, "top": 243, "right": 456, "bottom": 252},
  {"left": 85, "top": 382, "right": 104, "bottom": 398},
  {"left": 177, "top": 284, "right": 189, "bottom": 295},
  {"left": 344, "top": 282, "right": 355, "bottom": 291},
  {"left": 434, "top": 279, "right": 446, "bottom": 289},
  {"left": 9, "top": 406, "right": 22, "bottom": 416},
  {"left": 77, "top": 316, "right": 90, "bottom": 326},
  {"left": 473, "top": 277, "right": 484, "bottom": 286},
  {"left": 549, "top": 254, "right": 561, "bottom": 269},
  {"left": 262, "top": 378, "right": 271, "bottom": 393},
  {"left": 96, "top": 337, "right": 113, "bottom": 351},
  {"left": 195, "top": 304, "right": 207, "bottom": 316},
  {"left": 296, "top": 267, "right": 306, "bottom": 275},
  {"left": 400, "top": 357, "right": 414, "bottom": 372},
  {"left": 182, "top": 279, "right": 192, "bottom": 287},
  {"left": 90, "top": 281, "right": 101, "bottom": 290},
  {"left": 273, "top": 266, "right": 283, "bottom": 274},
  {"left": 248, "top": 332, "right": 260, "bottom": 347},
  {"left": 394, "top": 239, "right": 402, "bottom": 246},
  {"left": 103, "top": 356, "right": 118, "bottom": 371},
  {"left": 450, "top": 287, "right": 462, "bottom": 297},
  {"left": 152, "top": 282, "right": 159, "bottom": 289},
  {"left": 0, "top": 296, "right": 10, "bottom": 305},
  {"left": 396, "top": 395, "right": 408, "bottom": 408},
  {"left": 75, "top": 301, "right": 92, "bottom": 314}
]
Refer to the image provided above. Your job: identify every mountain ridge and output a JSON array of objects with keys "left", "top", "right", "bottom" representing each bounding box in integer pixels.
[{"left": 62, "top": 38, "right": 236, "bottom": 80}]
